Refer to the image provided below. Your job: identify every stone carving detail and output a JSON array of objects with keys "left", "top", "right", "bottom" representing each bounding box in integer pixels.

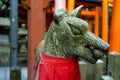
[{"left": 42, "top": 5, "right": 109, "bottom": 64}]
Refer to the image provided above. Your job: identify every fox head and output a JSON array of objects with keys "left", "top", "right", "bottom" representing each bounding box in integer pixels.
[{"left": 43, "top": 5, "right": 109, "bottom": 64}]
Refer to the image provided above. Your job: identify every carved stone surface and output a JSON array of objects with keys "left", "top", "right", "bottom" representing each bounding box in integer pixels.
[{"left": 42, "top": 5, "right": 109, "bottom": 64}]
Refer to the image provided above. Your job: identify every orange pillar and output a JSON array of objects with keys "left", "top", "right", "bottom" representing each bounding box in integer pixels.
[
  {"left": 94, "top": 6, "right": 99, "bottom": 36},
  {"left": 102, "top": 0, "right": 108, "bottom": 42},
  {"left": 67, "top": 0, "right": 75, "bottom": 13},
  {"left": 55, "top": 0, "right": 66, "bottom": 10},
  {"left": 88, "top": 19, "right": 93, "bottom": 32},
  {"left": 109, "top": 0, "right": 120, "bottom": 53},
  {"left": 27, "top": 0, "right": 49, "bottom": 80}
]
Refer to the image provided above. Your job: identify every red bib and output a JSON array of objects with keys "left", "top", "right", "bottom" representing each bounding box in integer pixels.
[{"left": 38, "top": 51, "right": 81, "bottom": 80}]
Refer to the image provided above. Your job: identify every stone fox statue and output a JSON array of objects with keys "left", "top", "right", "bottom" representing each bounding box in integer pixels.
[{"left": 36, "top": 5, "right": 109, "bottom": 80}]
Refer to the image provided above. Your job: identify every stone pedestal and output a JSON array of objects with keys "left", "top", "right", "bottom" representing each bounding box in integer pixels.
[
  {"left": 108, "top": 52, "right": 120, "bottom": 80},
  {"left": 86, "top": 62, "right": 96, "bottom": 80},
  {"left": 79, "top": 60, "right": 104, "bottom": 80},
  {"left": 79, "top": 61, "right": 87, "bottom": 80},
  {"left": 95, "top": 60, "right": 104, "bottom": 80}
]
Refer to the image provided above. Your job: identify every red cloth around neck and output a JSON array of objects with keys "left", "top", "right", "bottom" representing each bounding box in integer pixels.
[{"left": 38, "top": 51, "right": 81, "bottom": 80}]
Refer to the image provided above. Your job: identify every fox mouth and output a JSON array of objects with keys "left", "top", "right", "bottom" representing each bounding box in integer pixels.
[
  {"left": 79, "top": 44, "right": 105, "bottom": 64},
  {"left": 85, "top": 45, "right": 105, "bottom": 60}
]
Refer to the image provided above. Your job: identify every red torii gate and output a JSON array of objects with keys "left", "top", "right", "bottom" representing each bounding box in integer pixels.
[
  {"left": 109, "top": 0, "right": 120, "bottom": 53},
  {"left": 27, "top": 0, "right": 49, "bottom": 80}
]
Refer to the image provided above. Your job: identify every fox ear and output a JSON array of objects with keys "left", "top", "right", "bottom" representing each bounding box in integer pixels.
[
  {"left": 69, "top": 5, "right": 84, "bottom": 17},
  {"left": 53, "top": 8, "right": 68, "bottom": 24}
]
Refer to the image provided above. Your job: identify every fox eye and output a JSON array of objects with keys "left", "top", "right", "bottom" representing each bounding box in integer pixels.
[
  {"left": 58, "top": 16, "right": 62, "bottom": 21},
  {"left": 70, "top": 26, "right": 83, "bottom": 35}
]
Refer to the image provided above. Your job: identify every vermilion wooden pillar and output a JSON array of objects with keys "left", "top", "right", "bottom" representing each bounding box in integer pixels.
[
  {"left": 94, "top": 6, "right": 99, "bottom": 36},
  {"left": 109, "top": 0, "right": 120, "bottom": 53},
  {"left": 27, "top": 0, "right": 49, "bottom": 80},
  {"left": 67, "top": 0, "right": 75, "bottom": 13},
  {"left": 88, "top": 19, "right": 92, "bottom": 32},
  {"left": 102, "top": 0, "right": 108, "bottom": 43}
]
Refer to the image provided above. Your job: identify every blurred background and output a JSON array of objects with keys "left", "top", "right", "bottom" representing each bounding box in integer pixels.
[{"left": 0, "top": 0, "right": 120, "bottom": 80}]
